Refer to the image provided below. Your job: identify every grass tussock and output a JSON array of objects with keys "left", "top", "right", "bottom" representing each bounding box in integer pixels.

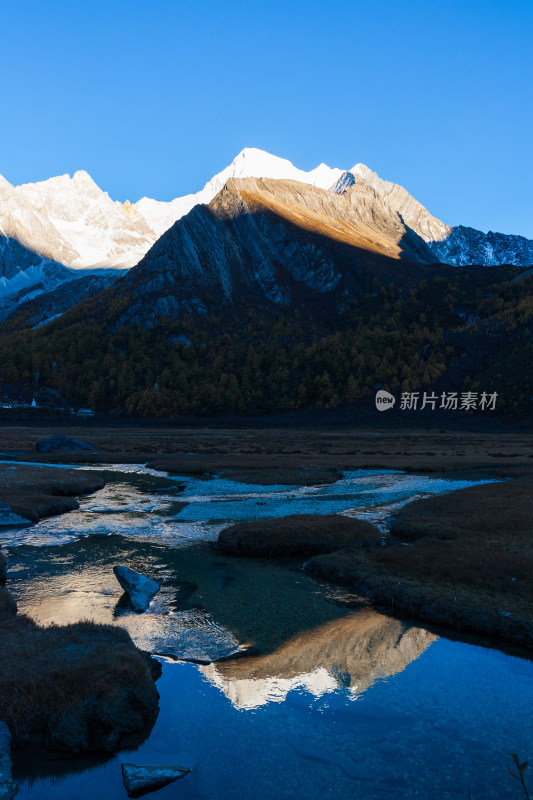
[
  {"left": 218, "top": 513, "right": 380, "bottom": 557},
  {"left": 0, "top": 464, "right": 105, "bottom": 522},
  {"left": 306, "top": 479, "right": 533, "bottom": 648},
  {"left": 0, "top": 585, "right": 16, "bottom": 615},
  {"left": 0, "top": 606, "right": 159, "bottom": 752},
  {"left": 390, "top": 478, "right": 532, "bottom": 542}
]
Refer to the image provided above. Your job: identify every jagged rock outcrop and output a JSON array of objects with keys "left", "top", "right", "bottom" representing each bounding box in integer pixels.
[{"left": 427, "top": 224, "right": 533, "bottom": 266}]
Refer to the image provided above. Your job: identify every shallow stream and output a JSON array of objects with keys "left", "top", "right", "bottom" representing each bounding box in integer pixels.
[{"left": 1, "top": 465, "right": 532, "bottom": 799}]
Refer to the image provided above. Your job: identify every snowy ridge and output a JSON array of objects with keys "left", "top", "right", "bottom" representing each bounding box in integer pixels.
[
  {"left": 0, "top": 169, "right": 155, "bottom": 270},
  {"left": 333, "top": 164, "right": 533, "bottom": 267},
  {"left": 134, "top": 147, "right": 345, "bottom": 237},
  {"left": 1, "top": 147, "right": 532, "bottom": 303}
]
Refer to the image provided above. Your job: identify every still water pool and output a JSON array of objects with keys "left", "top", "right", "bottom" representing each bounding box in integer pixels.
[{"left": 1, "top": 466, "right": 531, "bottom": 799}]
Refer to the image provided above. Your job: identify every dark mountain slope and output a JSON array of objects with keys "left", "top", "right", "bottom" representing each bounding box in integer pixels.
[{"left": 1, "top": 273, "right": 120, "bottom": 333}]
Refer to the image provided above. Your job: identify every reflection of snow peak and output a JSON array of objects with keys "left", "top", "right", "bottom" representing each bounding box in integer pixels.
[
  {"left": 200, "top": 664, "right": 339, "bottom": 709},
  {"left": 200, "top": 612, "right": 438, "bottom": 710}
]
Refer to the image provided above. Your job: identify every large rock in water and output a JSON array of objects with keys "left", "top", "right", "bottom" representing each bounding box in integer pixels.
[
  {"left": 0, "top": 722, "right": 17, "bottom": 800},
  {"left": 217, "top": 514, "right": 380, "bottom": 558},
  {"left": 114, "top": 566, "right": 160, "bottom": 612},
  {"left": 121, "top": 764, "right": 191, "bottom": 797},
  {"left": 36, "top": 434, "right": 95, "bottom": 453}
]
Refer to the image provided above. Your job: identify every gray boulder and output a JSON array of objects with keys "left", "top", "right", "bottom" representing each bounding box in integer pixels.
[
  {"left": 121, "top": 763, "right": 191, "bottom": 797},
  {"left": 113, "top": 566, "right": 160, "bottom": 613},
  {"left": 0, "top": 722, "right": 18, "bottom": 800},
  {"left": 36, "top": 434, "right": 95, "bottom": 453}
]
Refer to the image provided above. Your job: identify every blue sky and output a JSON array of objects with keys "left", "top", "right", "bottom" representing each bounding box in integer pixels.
[{"left": 1, "top": 0, "right": 532, "bottom": 236}]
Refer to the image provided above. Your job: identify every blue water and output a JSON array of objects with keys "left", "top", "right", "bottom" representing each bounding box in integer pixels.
[
  {"left": 15, "top": 643, "right": 533, "bottom": 800},
  {"left": 2, "top": 466, "right": 532, "bottom": 799}
]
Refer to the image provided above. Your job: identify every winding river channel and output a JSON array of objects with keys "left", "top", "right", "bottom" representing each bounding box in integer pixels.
[{"left": 1, "top": 464, "right": 532, "bottom": 799}]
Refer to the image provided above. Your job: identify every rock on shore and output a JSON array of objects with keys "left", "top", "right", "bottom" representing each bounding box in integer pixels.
[
  {"left": 36, "top": 434, "right": 95, "bottom": 453},
  {"left": 121, "top": 763, "right": 191, "bottom": 797}
]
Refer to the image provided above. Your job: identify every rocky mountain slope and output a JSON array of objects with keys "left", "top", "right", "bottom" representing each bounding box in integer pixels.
[
  {"left": 0, "top": 164, "right": 530, "bottom": 417},
  {"left": 0, "top": 150, "right": 347, "bottom": 319},
  {"left": 3, "top": 147, "right": 531, "bottom": 276},
  {"left": 337, "top": 165, "right": 533, "bottom": 267},
  {"left": 1, "top": 147, "right": 531, "bottom": 326},
  {"left": 0, "top": 236, "right": 72, "bottom": 321},
  {"left": 134, "top": 147, "right": 345, "bottom": 237},
  {"left": 112, "top": 175, "right": 439, "bottom": 327},
  {"left": 0, "top": 234, "right": 122, "bottom": 323},
  {"left": 1, "top": 273, "right": 119, "bottom": 331}
]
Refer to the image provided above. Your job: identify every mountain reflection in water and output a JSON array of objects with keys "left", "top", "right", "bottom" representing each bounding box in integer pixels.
[{"left": 201, "top": 610, "right": 436, "bottom": 708}]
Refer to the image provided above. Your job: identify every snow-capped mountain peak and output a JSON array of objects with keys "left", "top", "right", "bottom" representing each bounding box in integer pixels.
[
  {"left": 0, "top": 168, "right": 156, "bottom": 271},
  {"left": 1, "top": 147, "right": 532, "bottom": 324},
  {"left": 134, "top": 148, "right": 345, "bottom": 237}
]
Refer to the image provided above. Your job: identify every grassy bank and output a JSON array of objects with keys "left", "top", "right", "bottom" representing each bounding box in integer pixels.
[
  {"left": 306, "top": 479, "right": 533, "bottom": 649},
  {"left": 0, "top": 463, "right": 105, "bottom": 523},
  {"left": 0, "top": 570, "right": 160, "bottom": 753}
]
